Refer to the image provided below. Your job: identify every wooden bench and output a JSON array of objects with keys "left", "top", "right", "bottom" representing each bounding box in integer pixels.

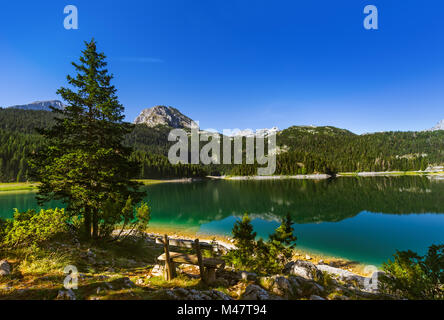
[{"left": 156, "top": 235, "right": 225, "bottom": 283}]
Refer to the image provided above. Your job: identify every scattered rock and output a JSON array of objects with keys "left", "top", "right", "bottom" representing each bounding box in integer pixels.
[
  {"left": 287, "top": 275, "right": 325, "bottom": 297},
  {"left": 1, "top": 284, "right": 12, "bottom": 291},
  {"left": 150, "top": 264, "right": 164, "bottom": 277},
  {"left": 86, "top": 248, "right": 96, "bottom": 258},
  {"left": 208, "top": 290, "right": 232, "bottom": 300},
  {"left": 240, "top": 271, "right": 257, "bottom": 281},
  {"left": 330, "top": 294, "right": 350, "bottom": 300},
  {"left": 318, "top": 260, "right": 325, "bottom": 265},
  {"left": 241, "top": 284, "right": 271, "bottom": 300},
  {"left": 305, "top": 255, "right": 312, "bottom": 260},
  {"left": 56, "top": 289, "right": 76, "bottom": 300},
  {"left": 317, "top": 264, "right": 365, "bottom": 286},
  {"left": 122, "top": 277, "right": 135, "bottom": 288},
  {"left": 104, "top": 282, "right": 114, "bottom": 290},
  {"left": 127, "top": 259, "right": 137, "bottom": 266},
  {"left": 284, "top": 260, "right": 323, "bottom": 281},
  {"left": 310, "top": 295, "right": 326, "bottom": 300},
  {"left": 16, "top": 288, "right": 30, "bottom": 295},
  {"left": 259, "top": 275, "right": 295, "bottom": 298},
  {"left": 163, "top": 288, "right": 232, "bottom": 300},
  {"left": 135, "top": 278, "right": 144, "bottom": 286},
  {"left": 0, "top": 260, "right": 11, "bottom": 276}
]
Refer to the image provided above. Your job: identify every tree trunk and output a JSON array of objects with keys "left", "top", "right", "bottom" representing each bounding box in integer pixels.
[
  {"left": 84, "top": 207, "right": 92, "bottom": 239},
  {"left": 92, "top": 210, "right": 99, "bottom": 240}
]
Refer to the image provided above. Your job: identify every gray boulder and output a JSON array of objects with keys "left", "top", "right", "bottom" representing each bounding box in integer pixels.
[
  {"left": 86, "top": 248, "right": 96, "bottom": 258},
  {"left": 284, "top": 260, "right": 323, "bottom": 281},
  {"left": 0, "top": 260, "right": 11, "bottom": 276},
  {"left": 316, "top": 264, "right": 365, "bottom": 286},
  {"left": 206, "top": 289, "right": 233, "bottom": 300},
  {"left": 165, "top": 288, "right": 232, "bottom": 300},
  {"left": 56, "top": 289, "right": 76, "bottom": 300},
  {"left": 289, "top": 276, "right": 325, "bottom": 297},
  {"left": 241, "top": 284, "right": 271, "bottom": 300},
  {"left": 259, "top": 275, "right": 296, "bottom": 298},
  {"left": 240, "top": 271, "right": 257, "bottom": 281},
  {"left": 122, "top": 277, "right": 136, "bottom": 288},
  {"left": 310, "top": 294, "right": 326, "bottom": 300}
]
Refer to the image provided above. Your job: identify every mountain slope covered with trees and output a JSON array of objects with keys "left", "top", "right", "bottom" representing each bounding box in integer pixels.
[{"left": 0, "top": 107, "right": 443, "bottom": 182}]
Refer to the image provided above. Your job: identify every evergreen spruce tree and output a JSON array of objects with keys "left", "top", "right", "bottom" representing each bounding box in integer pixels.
[
  {"left": 232, "top": 213, "right": 256, "bottom": 250},
  {"left": 228, "top": 213, "right": 257, "bottom": 268},
  {"left": 268, "top": 213, "right": 297, "bottom": 261},
  {"left": 269, "top": 213, "right": 297, "bottom": 248},
  {"left": 31, "top": 39, "right": 145, "bottom": 240}
]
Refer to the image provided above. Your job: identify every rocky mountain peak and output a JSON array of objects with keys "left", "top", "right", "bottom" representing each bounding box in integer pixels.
[
  {"left": 134, "top": 105, "right": 196, "bottom": 129},
  {"left": 430, "top": 119, "right": 444, "bottom": 131},
  {"left": 7, "top": 100, "right": 65, "bottom": 111}
]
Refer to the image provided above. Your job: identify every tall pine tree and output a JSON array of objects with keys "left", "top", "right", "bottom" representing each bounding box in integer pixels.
[{"left": 32, "top": 39, "right": 145, "bottom": 240}]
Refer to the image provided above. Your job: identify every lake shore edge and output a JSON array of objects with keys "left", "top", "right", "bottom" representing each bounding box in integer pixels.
[
  {"left": 2, "top": 171, "right": 444, "bottom": 192},
  {"left": 143, "top": 226, "right": 373, "bottom": 276},
  {"left": 209, "top": 170, "right": 444, "bottom": 181},
  {"left": 0, "top": 178, "right": 201, "bottom": 192}
]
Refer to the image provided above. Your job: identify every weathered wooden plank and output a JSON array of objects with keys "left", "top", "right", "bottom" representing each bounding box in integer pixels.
[
  {"left": 194, "top": 239, "right": 206, "bottom": 282},
  {"left": 206, "top": 267, "right": 216, "bottom": 283},
  {"left": 163, "top": 234, "right": 173, "bottom": 280},
  {"left": 157, "top": 252, "right": 224, "bottom": 268},
  {"left": 155, "top": 237, "right": 213, "bottom": 250}
]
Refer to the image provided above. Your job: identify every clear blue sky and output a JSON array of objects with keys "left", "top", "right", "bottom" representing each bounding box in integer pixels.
[{"left": 0, "top": 0, "right": 443, "bottom": 134}]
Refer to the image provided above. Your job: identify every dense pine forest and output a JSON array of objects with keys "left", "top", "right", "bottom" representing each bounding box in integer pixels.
[
  {"left": 0, "top": 108, "right": 207, "bottom": 182},
  {"left": 232, "top": 126, "right": 441, "bottom": 175},
  {"left": 0, "top": 108, "right": 443, "bottom": 182}
]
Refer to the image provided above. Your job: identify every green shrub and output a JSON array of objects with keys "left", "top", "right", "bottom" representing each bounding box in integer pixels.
[
  {"left": 226, "top": 212, "right": 298, "bottom": 275},
  {"left": 379, "top": 244, "right": 443, "bottom": 300},
  {"left": 1, "top": 208, "right": 69, "bottom": 247},
  {"left": 0, "top": 217, "right": 13, "bottom": 244},
  {"left": 254, "top": 238, "right": 282, "bottom": 274},
  {"left": 105, "top": 197, "right": 151, "bottom": 240}
]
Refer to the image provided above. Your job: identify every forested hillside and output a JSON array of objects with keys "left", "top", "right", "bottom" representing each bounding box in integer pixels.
[
  {"left": 0, "top": 108, "right": 443, "bottom": 182},
  {"left": 275, "top": 126, "right": 440, "bottom": 174},
  {"left": 0, "top": 108, "right": 205, "bottom": 182}
]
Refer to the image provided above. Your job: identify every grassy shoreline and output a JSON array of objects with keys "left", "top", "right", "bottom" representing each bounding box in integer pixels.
[
  {"left": 0, "top": 230, "right": 377, "bottom": 300},
  {"left": 0, "top": 182, "right": 39, "bottom": 192},
  {"left": 0, "top": 179, "right": 199, "bottom": 192}
]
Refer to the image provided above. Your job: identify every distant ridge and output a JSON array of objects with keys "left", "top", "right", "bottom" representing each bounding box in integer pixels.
[{"left": 7, "top": 100, "right": 65, "bottom": 112}]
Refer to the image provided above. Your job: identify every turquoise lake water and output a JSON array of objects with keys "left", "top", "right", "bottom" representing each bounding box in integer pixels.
[{"left": 1, "top": 176, "right": 443, "bottom": 266}]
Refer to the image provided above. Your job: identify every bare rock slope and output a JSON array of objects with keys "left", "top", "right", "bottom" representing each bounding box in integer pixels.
[{"left": 134, "top": 105, "right": 196, "bottom": 129}]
